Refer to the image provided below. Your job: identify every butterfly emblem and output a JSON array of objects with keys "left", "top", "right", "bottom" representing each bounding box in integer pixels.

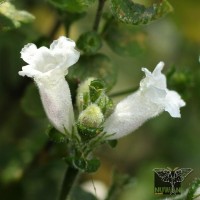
[{"left": 153, "top": 167, "right": 193, "bottom": 194}]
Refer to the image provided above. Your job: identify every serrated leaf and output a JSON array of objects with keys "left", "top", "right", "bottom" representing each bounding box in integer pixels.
[
  {"left": 89, "top": 79, "right": 105, "bottom": 102},
  {"left": 67, "top": 54, "right": 117, "bottom": 91},
  {"left": 96, "top": 94, "right": 113, "bottom": 117},
  {"left": 48, "top": 0, "right": 96, "bottom": 13},
  {"left": 85, "top": 158, "right": 101, "bottom": 173},
  {"left": 104, "top": 19, "right": 146, "bottom": 56},
  {"left": 77, "top": 31, "right": 102, "bottom": 54},
  {"left": 47, "top": 127, "right": 67, "bottom": 143},
  {"left": 110, "top": 0, "right": 173, "bottom": 25},
  {"left": 21, "top": 83, "right": 45, "bottom": 118},
  {"left": 0, "top": 2, "right": 35, "bottom": 30},
  {"left": 77, "top": 123, "right": 103, "bottom": 141}
]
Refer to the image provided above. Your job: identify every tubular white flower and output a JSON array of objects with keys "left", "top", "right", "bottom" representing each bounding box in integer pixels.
[
  {"left": 19, "top": 36, "right": 80, "bottom": 134},
  {"left": 104, "top": 62, "right": 186, "bottom": 139}
]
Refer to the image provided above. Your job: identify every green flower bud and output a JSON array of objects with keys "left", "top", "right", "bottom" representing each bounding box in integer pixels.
[
  {"left": 78, "top": 104, "right": 104, "bottom": 128},
  {"left": 77, "top": 104, "right": 104, "bottom": 141},
  {"left": 77, "top": 31, "right": 102, "bottom": 55}
]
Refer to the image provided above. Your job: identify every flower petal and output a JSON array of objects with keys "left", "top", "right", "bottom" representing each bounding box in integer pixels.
[
  {"left": 50, "top": 36, "right": 80, "bottom": 73},
  {"left": 18, "top": 65, "right": 41, "bottom": 77},
  {"left": 164, "top": 90, "right": 186, "bottom": 118},
  {"left": 141, "top": 61, "right": 166, "bottom": 90},
  {"left": 19, "top": 36, "right": 80, "bottom": 78},
  {"left": 104, "top": 61, "right": 185, "bottom": 139},
  {"left": 20, "top": 43, "right": 37, "bottom": 64},
  {"left": 104, "top": 90, "right": 163, "bottom": 139},
  {"left": 36, "top": 75, "right": 74, "bottom": 133},
  {"left": 19, "top": 36, "right": 80, "bottom": 134},
  {"left": 50, "top": 36, "right": 75, "bottom": 50}
]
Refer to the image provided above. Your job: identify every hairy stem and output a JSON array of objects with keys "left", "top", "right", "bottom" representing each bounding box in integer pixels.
[
  {"left": 93, "top": 0, "right": 106, "bottom": 32},
  {"left": 58, "top": 166, "right": 80, "bottom": 200}
]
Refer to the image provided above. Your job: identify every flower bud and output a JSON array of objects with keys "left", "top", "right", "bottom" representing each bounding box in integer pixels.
[
  {"left": 78, "top": 104, "right": 104, "bottom": 128},
  {"left": 77, "top": 104, "right": 104, "bottom": 140}
]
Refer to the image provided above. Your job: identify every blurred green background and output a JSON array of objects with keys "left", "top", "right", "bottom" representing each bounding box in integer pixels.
[{"left": 0, "top": 0, "right": 200, "bottom": 199}]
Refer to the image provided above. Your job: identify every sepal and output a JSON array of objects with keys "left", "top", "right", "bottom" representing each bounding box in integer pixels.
[
  {"left": 77, "top": 122, "right": 103, "bottom": 141},
  {"left": 46, "top": 126, "right": 68, "bottom": 143},
  {"left": 64, "top": 156, "right": 101, "bottom": 173}
]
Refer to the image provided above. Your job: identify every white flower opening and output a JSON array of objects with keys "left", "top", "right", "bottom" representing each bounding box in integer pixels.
[
  {"left": 104, "top": 62, "right": 186, "bottom": 139},
  {"left": 19, "top": 36, "right": 80, "bottom": 134}
]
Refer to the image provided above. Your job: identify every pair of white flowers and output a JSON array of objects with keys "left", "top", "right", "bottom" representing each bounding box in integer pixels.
[{"left": 19, "top": 36, "right": 185, "bottom": 140}]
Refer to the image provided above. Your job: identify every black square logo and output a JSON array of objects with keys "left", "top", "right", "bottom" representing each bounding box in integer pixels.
[{"left": 153, "top": 168, "right": 193, "bottom": 195}]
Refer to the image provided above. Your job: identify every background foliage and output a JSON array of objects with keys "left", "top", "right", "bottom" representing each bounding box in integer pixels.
[{"left": 0, "top": 0, "right": 200, "bottom": 199}]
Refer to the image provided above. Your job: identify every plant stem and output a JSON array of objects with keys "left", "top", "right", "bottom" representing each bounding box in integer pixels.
[
  {"left": 58, "top": 166, "right": 80, "bottom": 200},
  {"left": 93, "top": 0, "right": 106, "bottom": 32},
  {"left": 109, "top": 87, "right": 138, "bottom": 98}
]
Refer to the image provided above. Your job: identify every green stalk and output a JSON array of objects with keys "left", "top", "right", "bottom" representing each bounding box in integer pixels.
[
  {"left": 58, "top": 166, "right": 80, "bottom": 200},
  {"left": 93, "top": 0, "right": 106, "bottom": 32}
]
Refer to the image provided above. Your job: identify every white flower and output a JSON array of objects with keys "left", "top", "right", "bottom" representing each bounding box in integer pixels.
[
  {"left": 19, "top": 36, "right": 80, "bottom": 134},
  {"left": 104, "top": 62, "right": 186, "bottom": 139}
]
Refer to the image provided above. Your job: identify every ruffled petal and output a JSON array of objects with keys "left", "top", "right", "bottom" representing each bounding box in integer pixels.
[
  {"left": 18, "top": 65, "right": 42, "bottom": 78},
  {"left": 20, "top": 43, "right": 37, "bottom": 64},
  {"left": 50, "top": 36, "right": 80, "bottom": 74},
  {"left": 141, "top": 61, "right": 166, "bottom": 90},
  {"left": 164, "top": 90, "right": 186, "bottom": 118},
  {"left": 50, "top": 36, "right": 75, "bottom": 50},
  {"left": 19, "top": 36, "right": 80, "bottom": 78}
]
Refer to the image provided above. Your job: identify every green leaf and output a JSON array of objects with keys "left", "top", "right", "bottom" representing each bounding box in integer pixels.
[
  {"left": 0, "top": 14, "right": 14, "bottom": 31},
  {"left": 47, "top": 126, "right": 67, "bottom": 143},
  {"left": 48, "top": 0, "right": 96, "bottom": 13},
  {"left": 73, "top": 157, "right": 87, "bottom": 170},
  {"left": 71, "top": 186, "right": 97, "bottom": 200},
  {"left": 96, "top": 94, "right": 113, "bottom": 117},
  {"left": 67, "top": 54, "right": 117, "bottom": 91},
  {"left": 73, "top": 157, "right": 101, "bottom": 173},
  {"left": 0, "top": 2, "right": 35, "bottom": 30},
  {"left": 168, "top": 69, "right": 194, "bottom": 99},
  {"left": 77, "top": 31, "right": 102, "bottom": 54},
  {"left": 77, "top": 122, "right": 103, "bottom": 141},
  {"left": 107, "top": 139, "right": 118, "bottom": 148},
  {"left": 103, "top": 19, "right": 146, "bottom": 56},
  {"left": 110, "top": 0, "right": 173, "bottom": 25},
  {"left": 89, "top": 79, "right": 105, "bottom": 102},
  {"left": 186, "top": 178, "right": 200, "bottom": 200},
  {"left": 85, "top": 158, "right": 101, "bottom": 173},
  {"left": 21, "top": 83, "right": 46, "bottom": 118},
  {"left": 63, "top": 11, "right": 86, "bottom": 26}
]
